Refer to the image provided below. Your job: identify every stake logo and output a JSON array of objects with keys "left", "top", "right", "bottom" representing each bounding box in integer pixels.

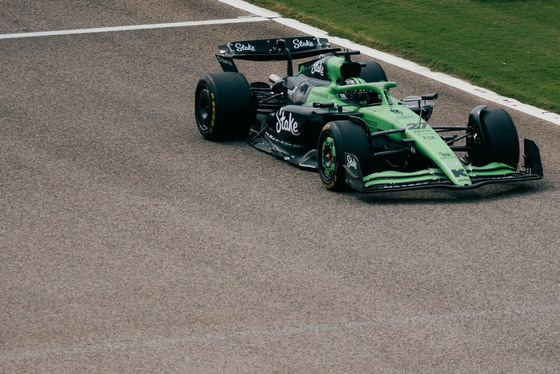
[
  {"left": 346, "top": 154, "right": 358, "bottom": 170},
  {"left": 311, "top": 61, "right": 325, "bottom": 77},
  {"left": 345, "top": 153, "right": 361, "bottom": 178},
  {"left": 234, "top": 43, "right": 255, "bottom": 52},
  {"left": 293, "top": 39, "right": 315, "bottom": 49},
  {"left": 275, "top": 109, "right": 300, "bottom": 136}
]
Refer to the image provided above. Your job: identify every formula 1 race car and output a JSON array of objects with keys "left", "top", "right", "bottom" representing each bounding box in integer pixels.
[{"left": 194, "top": 37, "right": 543, "bottom": 192}]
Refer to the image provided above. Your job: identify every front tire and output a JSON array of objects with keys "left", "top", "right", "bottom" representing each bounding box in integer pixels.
[
  {"left": 467, "top": 106, "right": 520, "bottom": 167},
  {"left": 317, "top": 121, "right": 371, "bottom": 191},
  {"left": 194, "top": 72, "right": 254, "bottom": 140}
]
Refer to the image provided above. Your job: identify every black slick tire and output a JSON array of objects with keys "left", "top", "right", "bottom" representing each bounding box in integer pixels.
[
  {"left": 317, "top": 120, "right": 371, "bottom": 191},
  {"left": 468, "top": 107, "right": 520, "bottom": 167},
  {"left": 194, "top": 72, "right": 254, "bottom": 140},
  {"left": 359, "top": 61, "right": 388, "bottom": 82}
]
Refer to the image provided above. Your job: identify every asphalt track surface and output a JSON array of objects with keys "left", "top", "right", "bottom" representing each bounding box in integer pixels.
[{"left": 1, "top": 1, "right": 559, "bottom": 373}]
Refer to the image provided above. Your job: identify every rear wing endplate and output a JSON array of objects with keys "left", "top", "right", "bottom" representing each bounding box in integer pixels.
[{"left": 216, "top": 37, "right": 340, "bottom": 75}]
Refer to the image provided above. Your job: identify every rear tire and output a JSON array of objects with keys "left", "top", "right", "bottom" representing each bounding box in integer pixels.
[
  {"left": 468, "top": 107, "right": 520, "bottom": 167},
  {"left": 317, "top": 121, "right": 371, "bottom": 191},
  {"left": 359, "top": 61, "right": 388, "bottom": 82},
  {"left": 194, "top": 72, "right": 254, "bottom": 140}
]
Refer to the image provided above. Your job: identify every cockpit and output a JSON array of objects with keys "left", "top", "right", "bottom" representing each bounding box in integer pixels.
[{"left": 339, "top": 78, "right": 383, "bottom": 107}]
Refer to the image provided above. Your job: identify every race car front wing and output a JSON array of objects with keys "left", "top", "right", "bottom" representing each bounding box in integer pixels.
[{"left": 345, "top": 139, "right": 543, "bottom": 193}]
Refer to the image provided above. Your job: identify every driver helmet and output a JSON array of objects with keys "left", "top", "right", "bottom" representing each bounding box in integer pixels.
[{"left": 344, "top": 78, "right": 380, "bottom": 106}]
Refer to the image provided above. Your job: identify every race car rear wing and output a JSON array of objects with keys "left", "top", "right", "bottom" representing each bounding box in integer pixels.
[{"left": 216, "top": 37, "right": 340, "bottom": 76}]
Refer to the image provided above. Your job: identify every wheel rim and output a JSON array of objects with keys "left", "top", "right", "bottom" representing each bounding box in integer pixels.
[
  {"left": 196, "top": 88, "right": 212, "bottom": 132},
  {"left": 321, "top": 136, "right": 336, "bottom": 180}
]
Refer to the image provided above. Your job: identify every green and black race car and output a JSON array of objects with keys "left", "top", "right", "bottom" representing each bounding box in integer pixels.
[{"left": 194, "top": 37, "right": 543, "bottom": 192}]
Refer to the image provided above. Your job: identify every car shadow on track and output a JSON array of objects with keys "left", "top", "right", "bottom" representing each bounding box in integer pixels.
[{"left": 354, "top": 182, "right": 546, "bottom": 206}]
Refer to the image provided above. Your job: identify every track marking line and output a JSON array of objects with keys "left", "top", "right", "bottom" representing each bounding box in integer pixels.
[
  {"left": 0, "top": 16, "right": 269, "bottom": 40},
  {"left": 2, "top": 303, "right": 559, "bottom": 360}
]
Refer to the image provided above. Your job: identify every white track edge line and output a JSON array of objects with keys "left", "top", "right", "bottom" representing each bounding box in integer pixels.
[{"left": 0, "top": 17, "right": 269, "bottom": 39}]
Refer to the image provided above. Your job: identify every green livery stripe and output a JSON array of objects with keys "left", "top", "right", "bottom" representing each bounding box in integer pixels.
[
  {"left": 364, "top": 169, "right": 445, "bottom": 187},
  {"left": 468, "top": 162, "right": 519, "bottom": 176},
  {"left": 364, "top": 162, "right": 520, "bottom": 188}
]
